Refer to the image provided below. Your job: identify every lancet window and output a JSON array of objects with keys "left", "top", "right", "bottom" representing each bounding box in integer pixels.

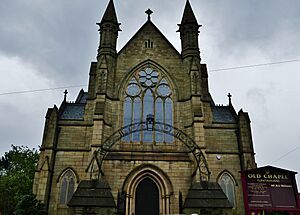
[
  {"left": 218, "top": 172, "right": 236, "bottom": 207},
  {"left": 59, "top": 170, "right": 75, "bottom": 205},
  {"left": 123, "top": 66, "right": 173, "bottom": 143}
]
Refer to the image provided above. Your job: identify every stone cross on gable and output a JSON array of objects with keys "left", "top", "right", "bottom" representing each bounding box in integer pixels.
[
  {"left": 64, "top": 89, "right": 68, "bottom": 101},
  {"left": 227, "top": 92, "right": 232, "bottom": 105},
  {"left": 145, "top": 8, "right": 153, "bottom": 21}
]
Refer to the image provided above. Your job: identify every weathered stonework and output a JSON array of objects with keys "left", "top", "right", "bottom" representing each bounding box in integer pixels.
[{"left": 33, "top": 1, "right": 256, "bottom": 215}]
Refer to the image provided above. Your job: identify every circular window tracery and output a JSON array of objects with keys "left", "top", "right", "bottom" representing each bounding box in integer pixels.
[
  {"left": 157, "top": 83, "right": 171, "bottom": 97},
  {"left": 126, "top": 82, "right": 141, "bottom": 97}
]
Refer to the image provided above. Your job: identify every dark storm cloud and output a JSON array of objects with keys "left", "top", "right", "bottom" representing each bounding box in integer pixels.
[
  {"left": 0, "top": 0, "right": 104, "bottom": 84},
  {"left": 2, "top": 0, "right": 298, "bottom": 84},
  {"left": 189, "top": 0, "right": 300, "bottom": 62},
  {"left": 1, "top": 0, "right": 300, "bottom": 70}
]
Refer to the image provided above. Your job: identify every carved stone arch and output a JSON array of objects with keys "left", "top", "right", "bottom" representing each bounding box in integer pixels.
[
  {"left": 117, "top": 59, "right": 179, "bottom": 99},
  {"left": 122, "top": 163, "right": 173, "bottom": 194},
  {"left": 122, "top": 164, "right": 173, "bottom": 215},
  {"left": 56, "top": 167, "right": 80, "bottom": 183},
  {"left": 91, "top": 121, "right": 210, "bottom": 181}
]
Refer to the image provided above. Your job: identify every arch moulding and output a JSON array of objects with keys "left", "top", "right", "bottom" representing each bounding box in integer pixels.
[{"left": 122, "top": 164, "right": 173, "bottom": 215}]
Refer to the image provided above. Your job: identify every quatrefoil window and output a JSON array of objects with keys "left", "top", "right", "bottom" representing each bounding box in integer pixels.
[{"left": 139, "top": 68, "right": 158, "bottom": 87}]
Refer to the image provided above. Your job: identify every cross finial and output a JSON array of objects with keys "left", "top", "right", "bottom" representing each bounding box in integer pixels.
[
  {"left": 145, "top": 8, "right": 153, "bottom": 21},
  {"left": 227, "top": 93, "right": 232, "bottom": 105},
  {"left": 64, "top": 89, "right": 68, "bottom": 101}
]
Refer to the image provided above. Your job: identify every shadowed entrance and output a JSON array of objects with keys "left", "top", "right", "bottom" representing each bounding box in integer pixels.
[{"left": 135, "top": 178, "right": 159, "bottom": 215}]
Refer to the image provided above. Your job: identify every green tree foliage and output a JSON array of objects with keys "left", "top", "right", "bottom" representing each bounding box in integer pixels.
[
  {"left": 0, "top": 145, "right": 39, "bottom": 215},
  {"left": 14, "top": 193, "right": 46, "bottom": 215}
]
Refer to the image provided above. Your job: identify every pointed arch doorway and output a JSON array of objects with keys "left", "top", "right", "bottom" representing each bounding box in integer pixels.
[
  {"left": 121, "top": 164, "right": 173, "bottom": 215},
  {"left": 135, "top": 178, "right": 159, "bottom": 215}
]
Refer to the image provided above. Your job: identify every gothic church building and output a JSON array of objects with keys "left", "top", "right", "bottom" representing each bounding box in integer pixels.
[{"left": 33, "top": 1, "right": 256, "bottom": 214}]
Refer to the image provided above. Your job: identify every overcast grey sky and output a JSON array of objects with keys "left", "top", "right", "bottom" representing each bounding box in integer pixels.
[{"left": 1, "top": 0, "right": 300, "bottom": 187}]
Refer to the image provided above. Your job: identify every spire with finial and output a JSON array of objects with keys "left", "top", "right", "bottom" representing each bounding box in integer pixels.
[
  {"left": 97, "top": 0, "right": 121, "bottom": 58},
  {"left": 178, "top": 0, "right": 201, "bottom": 60},
  {"left": 145, "top": 8, "right": 153, "bottom": 21}
]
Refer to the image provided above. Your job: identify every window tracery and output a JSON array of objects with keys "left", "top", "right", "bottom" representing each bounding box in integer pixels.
[{"left": 123, "top": 67, "right": 173, "bottom": 143}]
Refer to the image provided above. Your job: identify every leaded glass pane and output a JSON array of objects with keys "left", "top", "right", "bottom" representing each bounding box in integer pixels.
[
  {"left": 139, "top": 68, "right": 158, "bottom": 87},
  {"left": 67, "top": 177, "right": 75, "bottom": 203},
  {"left": 60, "top": 178, "right": 67, "bottom": 204},
  {"left": 165, "top": 98, "right": 173, "bottom": 124},
  {"left": 143, "top": 90, "right": 153, "bottom": 142},
  {"left": 139, "top": 70, "right": 146, "bottom": 77},
  {"left": 157, "top": 84, "right": 171, "bottom": 97},
  {"left": 161, "top": 79, "right": 167, "bottom": 84},
  {"left": 145, "top": 80, "right": 152, "bottom": 86},
  {"left": 133, "top": 98, "right": 141, "bottom": 142},
  {"left": 127, "top": 83, "right": 140, "bottom": 97},
  {"left": 165, "top": 98, "right": 173, "bottom": 143},
  {"left": 133, "top": 98, "right": 141, "bottom": 123},
  {"left": 145, "top": 68, "right": 152, "bottom": 74},
  {"left": 123, "top": 97, "right": 132, "bottom": 142},
  {"left": 143, "top": 90, "right": 154, "bottom": 120},
  {"left": 152, "top": 71, "right": 158, "bottom": 77},
  {"left": 140, "top": 76, "right": 146, "bottom": 83},
  {"left": 227, "top": 181, "right": 235, "bottom": 207},
  {"left": 155, "top": 98, "right": 163, "bottom": 142},
  {"left": 219, "top": 173, "right": 236, "bottom": 207},
  {"left": 60, "top": 170, "right": 75, "bottom": 205}
]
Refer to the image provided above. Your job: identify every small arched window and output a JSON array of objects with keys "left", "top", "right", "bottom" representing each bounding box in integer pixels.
[
  {"left": 218, "top": 172, "right": 236, "bottom": 207},
  {"left": 123, "top": 67, "right": 173, "bottom": 143},
  {"left": 59, "top": 170, "right": 75, "bottom": 205}
]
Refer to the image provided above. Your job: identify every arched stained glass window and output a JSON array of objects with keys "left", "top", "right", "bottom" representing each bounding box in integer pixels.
[
  {"left": 59, "top": 170, "right": 75, "bottom": 205},
  {"left": 123, "top": 67, "right": 173, "bottom": 143},
  {"left": 218, "top": 173, "right": 236, "bottom": 207}
]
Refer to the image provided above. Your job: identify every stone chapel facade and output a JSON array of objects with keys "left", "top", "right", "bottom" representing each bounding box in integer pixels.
[{"left": 33, "top": 1, "right": 256, "bottom": 214}]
